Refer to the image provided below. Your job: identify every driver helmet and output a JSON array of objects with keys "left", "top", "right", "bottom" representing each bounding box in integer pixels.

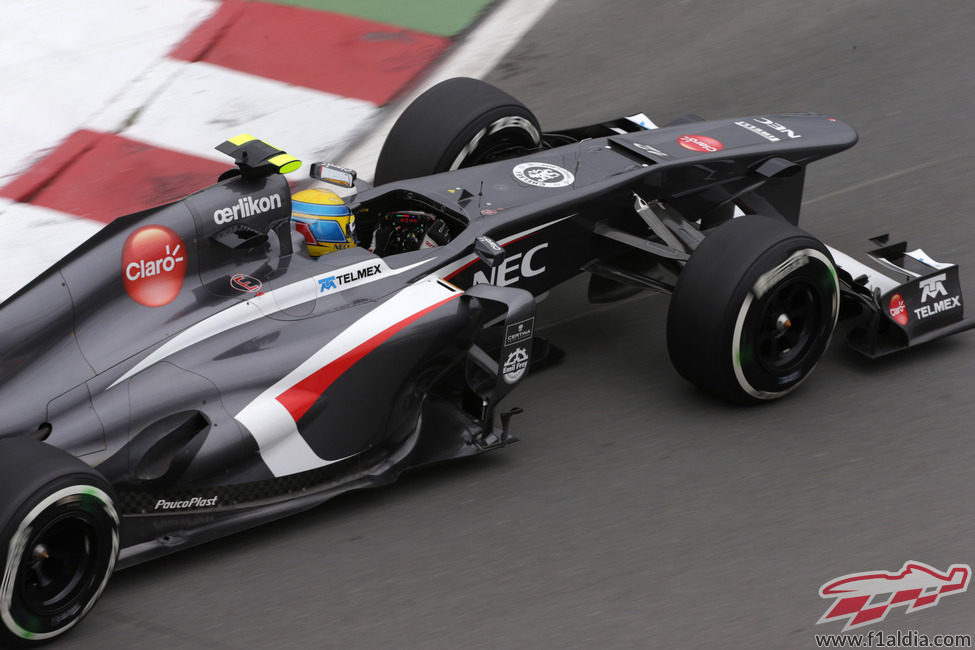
[{"left": 291, "top": 188, "right": 356, "bottom": 256}]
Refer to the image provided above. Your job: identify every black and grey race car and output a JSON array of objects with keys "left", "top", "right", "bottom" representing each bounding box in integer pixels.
[{"left": 1, "top": 77, "right": 971, "bottom": 644}]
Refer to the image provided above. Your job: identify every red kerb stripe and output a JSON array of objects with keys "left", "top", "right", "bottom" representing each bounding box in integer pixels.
[{"left": 170, "top": 0, "right": 449, "bottom": 105}]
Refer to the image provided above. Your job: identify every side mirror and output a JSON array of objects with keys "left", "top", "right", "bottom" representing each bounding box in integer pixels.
[
  {"left": 310, "top": 162, "right": 357, "bottom": 188},
  {"left": 474, "top": 235, "right": 506, "bottom": 268}
]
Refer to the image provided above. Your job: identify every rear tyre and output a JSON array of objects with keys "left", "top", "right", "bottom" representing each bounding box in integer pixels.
[
  {"left": 374, "top": 77, "right": 541, "bottom": 185},
  {"left": 0, "top": 437, "right": 119, "bottom": 646},
  {"left": 666, "top": 215, "right": 839, "bottom": 404}
]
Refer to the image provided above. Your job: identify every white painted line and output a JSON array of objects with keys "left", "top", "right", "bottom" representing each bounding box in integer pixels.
[
  {"left": 338, "top": 0, "right": 561, "bottom": 180},
  {"left": 0, "top": 199, "right": 102, "bottom": 302}
]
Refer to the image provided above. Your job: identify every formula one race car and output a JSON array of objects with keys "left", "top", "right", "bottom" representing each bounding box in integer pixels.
[{"left": 1, "top": 77, "right": 972, "bottom": 644}]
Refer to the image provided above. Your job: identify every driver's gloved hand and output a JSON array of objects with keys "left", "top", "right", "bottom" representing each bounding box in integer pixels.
[{"left": 423, "top": 219, "right": 451, "bottom": 247}]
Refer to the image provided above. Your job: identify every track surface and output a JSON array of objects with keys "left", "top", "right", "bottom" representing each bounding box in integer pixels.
[{"left": 63, "top": 1, "right": 975, "bottom": 647}]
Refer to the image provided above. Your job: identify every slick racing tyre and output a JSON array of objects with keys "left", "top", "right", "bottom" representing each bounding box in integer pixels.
[
  {"left": 374, "top": 77, "right": 541, "bottom": 185},
  {"left": 0, "top": 437, "right": 119, "bottom": 646},
  {"left": 666, "top": 215, "right": 839, "bottom": 404}
]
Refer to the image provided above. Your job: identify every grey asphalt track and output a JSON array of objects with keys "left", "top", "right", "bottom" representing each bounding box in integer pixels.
[{"left": 61, "top": 1, "right": 975, "bottom": 647}]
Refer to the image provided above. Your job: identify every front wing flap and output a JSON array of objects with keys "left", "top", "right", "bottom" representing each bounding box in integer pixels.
[{"left": 831, "top": 237, "right": 975, "bottom": 357}]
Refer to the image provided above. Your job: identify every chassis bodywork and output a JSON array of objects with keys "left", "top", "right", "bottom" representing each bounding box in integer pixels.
[{"left": 1, "top": 109, "right": 970, "bottom": 567}]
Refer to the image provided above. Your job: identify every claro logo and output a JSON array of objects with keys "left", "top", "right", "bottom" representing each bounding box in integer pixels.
[
  {"left": 213, "top": 193, "right": 283, "bottom": 225},
  {"left": 122, "top": 225, "right": 188, "bottom": 307},
  {"left": 677, "top": 134, "right": 724, "bottom": 153}
]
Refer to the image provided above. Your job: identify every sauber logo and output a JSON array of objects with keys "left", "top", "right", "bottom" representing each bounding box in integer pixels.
[
  {"left": 817, "top": 561, "right": 971, "bottom": 631},
  {"left": 213, "top": 193, "right": 282, "bottom": 225},
  {"left": 122, "top": 225, "right": 187, "bottom": 307},
  {"left": 512, "top": 162, "right": 575, "bottom": 188},
  {"left": 677, "top": 134, "right": 723, "bottom": 152},
  {"left": 919, "top": 273, "right": 949, "bottom": 303}
]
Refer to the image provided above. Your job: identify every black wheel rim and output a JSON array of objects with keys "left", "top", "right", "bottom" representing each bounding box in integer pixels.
[
  {"left": 753, "top": 277, "right": 823, "bottom": 375},
  {"left": 18, "top": 512, "right": 100, "bottom": 618}
]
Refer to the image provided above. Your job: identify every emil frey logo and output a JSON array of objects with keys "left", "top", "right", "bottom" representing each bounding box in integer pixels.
[
  {"left": 122, "top": 225, "right": 187, "bottom": 307},
  {"left": 502, "top": 347, "right": 529, "bottom": 384},
  {"left": 817, "top": 561, "right": 971, "bottom": 631}
]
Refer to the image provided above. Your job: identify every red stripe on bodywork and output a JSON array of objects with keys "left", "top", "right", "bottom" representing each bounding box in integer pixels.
[
  {"left": 444, "top": 257, "right": 479, "bottom": 281},
  {"left": 170, "top": 0, "right": 450, "bottom": 105},
  {"left": 275, "top": 293, "right": 460, "bottom": 422},
  {"left": 1, "top": 130, "right": 227, "bottom": 223}
]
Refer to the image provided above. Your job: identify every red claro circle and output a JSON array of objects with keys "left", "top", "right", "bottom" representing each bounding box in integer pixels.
[
  {"left": 677, "top": 134, "right": 724, "bottom": 153},
  {"left": 888, "top": 293, "right": 908, "bottom": 325},
  {"left": 122, "top": 225, "right": 188, "bottom": 307}
]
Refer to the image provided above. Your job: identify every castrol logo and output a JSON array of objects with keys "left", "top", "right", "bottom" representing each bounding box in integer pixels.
[
  {"left": 677, "top": 134, "right": 724, "bottom": 153},
  {"left": 888, "top": 293, "right": 908, "bottom": 326},
  {"left": 122, "top": 225, "right": 187, "bottom": 307}
]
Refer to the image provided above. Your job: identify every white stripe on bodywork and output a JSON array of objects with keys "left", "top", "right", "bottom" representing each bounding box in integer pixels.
[
  {"left": 235, "top": 279, "right": 458, "bottom": 476},
  {"left": 109, "top": 256, "right": 433, "bottom": 388}
]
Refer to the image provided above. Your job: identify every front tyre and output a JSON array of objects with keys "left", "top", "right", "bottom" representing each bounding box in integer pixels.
[
  {"left": 666, "top": 215, "right": 839, "bottom": 404},
  {"left": 0, "top": 438, "right": 119, "bottom": 646}
]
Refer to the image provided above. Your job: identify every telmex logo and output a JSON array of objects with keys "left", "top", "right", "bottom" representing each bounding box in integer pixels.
[
  {"left": 122, "top": 225, "right": 187, "bottom": 307},
  {"left": 213, "top": 193, "right": 283, "bottom": 224},
  {"left": 317, "top": 264, "right": 382, "bottom": 293},
  {"left": 919, "top": 273, "right": 948, "bottom": 303}
]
